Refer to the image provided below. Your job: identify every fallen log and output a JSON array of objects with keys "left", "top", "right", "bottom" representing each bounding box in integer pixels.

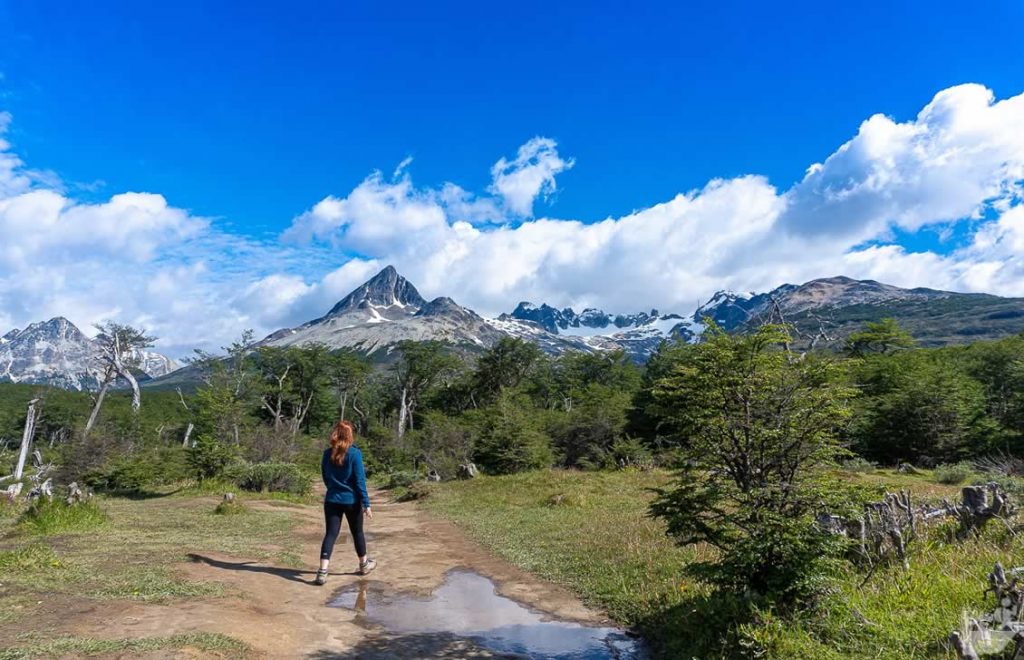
[{"left": 820, "top": 483, "right": 1013, "bottom": 569}]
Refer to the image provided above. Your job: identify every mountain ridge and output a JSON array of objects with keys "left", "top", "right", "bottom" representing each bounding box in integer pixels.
[{"left": 0, "top": 317, "right": 180, "bottom": 390}]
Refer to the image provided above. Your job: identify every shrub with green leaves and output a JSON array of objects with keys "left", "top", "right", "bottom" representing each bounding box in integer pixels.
[
  {"left": 933, "top": 461, "right": 976, "bottom": 485},
  {"left": 649, "top": 323, "right": 854, "bottom": 606},
  {"left": 839, "top": 457, "right": 877, "bottom": 473},
  {"left": 186, "top": 435, "right": 236, "bottom": 481},
  {"left": 236, "top": 462, "right": 311, "bottom": 495},
  {"left": 473, "top": 392, "right": 553, "bottom": 475}
]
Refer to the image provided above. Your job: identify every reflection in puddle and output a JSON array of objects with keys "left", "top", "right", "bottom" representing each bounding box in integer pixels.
[{"left": 329, "top": 570, "right": 645, "bottom": 659}]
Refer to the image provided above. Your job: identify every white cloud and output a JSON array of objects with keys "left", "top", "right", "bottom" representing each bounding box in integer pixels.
[
  {"left": 780, "top": 84, "right": 1024, "bottom": 241},
  {"left": 489, "top": 137, "right": 575, "bottom": 217},
  {"left": 3, "top": 83, "right": 1024, "bottom": 359}
]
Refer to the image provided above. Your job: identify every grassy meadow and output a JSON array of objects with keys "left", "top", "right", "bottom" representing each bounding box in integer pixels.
[
  {"left": 424, "top": 467, "right": 1017, "bottom": 659},
  {"left": 0, "top": 486, "right": 308, "bottom": 658}
]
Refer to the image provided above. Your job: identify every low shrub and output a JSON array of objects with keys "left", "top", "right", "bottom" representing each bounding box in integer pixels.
[
  {"left": 83, "top": 447, "right": 189, "bottom": 493},
  {"left": 17, "top": 498, "right": 107, "bottom": 535},
  {"left": 839, "top": 457, "right": 877, "bottom": 473},
  {"left": 213, "top": 499, "right": 247, "bottom": 515},
  {"left": 934, "top": 461, "right": 976, "bottom": 485},
  {"left": 186, "top": 436, "right": 236, "bottom": 481},
  {"left": 396, "top": 481, "right": 434, "bottom": 502},
  {"left": 384, "top": 470, "right": 419, "bottom": 490},
  {"left": 236, "top": 462, "right": 311, "bottom": 495}
]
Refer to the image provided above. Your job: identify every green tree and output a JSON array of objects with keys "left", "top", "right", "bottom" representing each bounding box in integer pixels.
[
  {"left": 391, "top": 341, "right": 461, "bottom": 440},
  {"left": 472, "top": 337, "right": 544, "bottom": 403},
  {"left": 844, "top": 318, "right": 915, "bottom": 357},
  {"left": 649, "top": 323, "right": 853, "bottom": 603},
  {"left": 851, "top": 351, "right": 1000, "bottom": 463},
  {"left": 190, "top": 330, "right": 257, "bottom": 445},
  {"left": 473, "top": 391, "right": 553, "bottom": 475}
]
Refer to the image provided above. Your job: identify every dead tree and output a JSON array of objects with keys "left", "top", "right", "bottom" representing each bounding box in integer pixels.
[
  {"left": 84, "top": 322, "right": 156, "bottom": 438},
  {"left": 822, "top": 484, "right": 1014, "bottom": 572},
  {"left": 176, "top": 388, "right": 195, "bottom": 448},
  {"left": 14, "top": 398, "right": 40, "bottom": 480},
  {"left": 950, "top": 562, "right": 1024, "bottom": 659}
]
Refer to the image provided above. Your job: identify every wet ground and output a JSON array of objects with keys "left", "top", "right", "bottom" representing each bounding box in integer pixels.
[{"left": 328, "top": 569, "right": 646, "bottom": 659}]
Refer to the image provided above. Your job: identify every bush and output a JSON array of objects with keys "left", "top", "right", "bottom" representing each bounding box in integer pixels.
[
  {"left": 187, "top": 435, "right": 236, "bottom": 481},
  {"left": 18, "top": 498, "right": 107, "bottom": 535},
  {"left": 236, "top": 462, "right": 311, "bottom": 495},
  {"left": 83, "top": 448, "right": 190, "bottom": 493},
  {"left": 396, "top": 481, "right": 434, "bottom": 502},
  {"left": 609, "top": 437, "right": 654, "bottom": 470},
  {"left": 213, "top": 498, "right": 247, "bottom": 515},
  {"left": 384, "top": 470, "right": 419, "bottom": 490},
  {"left": 933, "top": 461, "right": 976, "bottom": 485},
  {"left": 839, "top": 457, "right": 877, "bottom": 473},
  {"left": 649, "top": 324, "right": 854, "bottom": 605},
  {"left": 473, "top": 393, "right": 553, "bottom": 475}
]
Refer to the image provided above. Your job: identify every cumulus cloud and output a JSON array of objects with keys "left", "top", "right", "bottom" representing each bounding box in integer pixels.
[
  {"left": 780, "top": 84, "right": 1024, "bottom": 241},
  {"left": 280, "top": 84, "right": 1024, "bottom": 318},
  {"left": 3, "top": 83, "right": 1024, "bottom": 358},
  {"left": 489, "top": 137, "right": 575, "bottom": 217}
]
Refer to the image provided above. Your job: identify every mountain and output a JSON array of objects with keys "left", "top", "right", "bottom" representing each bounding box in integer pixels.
[
  {"left": 0, "top": 317, "right": 180, "bottom": 390},
  {"left": 263, "top": 266, "right": 509, "bottom": 358},
  {"left": 696, "top": 276, "right": 1024, "bottom": 347},
  {"left": 258, "top": 266, "right": 685, "bottom": 362},
  {"left": 497, "top": 302, "right": 695, "bottom": 360},
  {"left": 143, "top": 269, "right": 1024, "bottom": 391}
]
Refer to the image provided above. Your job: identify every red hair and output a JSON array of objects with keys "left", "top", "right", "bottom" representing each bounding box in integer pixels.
[{"left": 329, "top": 420, "right": 355, "bottom": 466}]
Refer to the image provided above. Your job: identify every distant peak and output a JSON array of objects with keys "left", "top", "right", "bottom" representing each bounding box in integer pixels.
[{"left": 325, "top": 265, "right": 427, "bottom": 317}]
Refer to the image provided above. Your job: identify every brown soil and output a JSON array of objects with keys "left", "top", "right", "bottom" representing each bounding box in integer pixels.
[{"left": 20, "top": 491, "right": 611, "bottom": 658}]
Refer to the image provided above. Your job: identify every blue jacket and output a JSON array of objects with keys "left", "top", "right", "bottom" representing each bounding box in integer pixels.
[{"left": 321, "top": 446, "right": 371, "bottom": 508}]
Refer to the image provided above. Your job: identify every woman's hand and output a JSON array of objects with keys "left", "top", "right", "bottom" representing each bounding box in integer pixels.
[{"left": 364, "top": 507, "right": 373, "bottom": 520}]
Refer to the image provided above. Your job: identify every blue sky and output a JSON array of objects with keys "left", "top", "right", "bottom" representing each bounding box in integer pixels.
[
  {"left": 2, "top": 1, "right": 1022, "bottom": 239},
  {"left": 0, "top": 1, "right": 1023, "bottom": 354}
]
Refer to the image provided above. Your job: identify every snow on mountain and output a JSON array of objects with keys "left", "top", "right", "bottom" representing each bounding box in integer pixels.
[
  {"left": 263, "top": 267, "right": 508, "bottom": 356},
  {"left": 0, "top": 317, "right": 180, "bottom": 390},
  {"left": 500, "top": 301, "right": 696, "bottom": 359},
  {"left": 261, "top": 266, "right": 686, "bottom": 361}
]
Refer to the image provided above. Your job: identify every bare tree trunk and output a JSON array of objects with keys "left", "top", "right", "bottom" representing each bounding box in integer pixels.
[
  {"left": 397, "top": 386, "right": 409, "bottom": 440},
  {"left": 122, "top": 369, "right": 141, "bottom": 412},
  {"left": 182, "top": 422, "right": 194, "bottom": 448},
  {"left": 84, "top": 381, "right": 110, "bottom": 439},
  {"left": 339, "top": 391, "right": 348, "bottom": 420},
  {"left": 14, "top": 399, "right": 39, "bottom": 480}
]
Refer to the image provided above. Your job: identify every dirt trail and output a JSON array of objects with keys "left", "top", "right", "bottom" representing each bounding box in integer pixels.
[{"left": 53, "top": 490, "right": 615, "bottom": 658}]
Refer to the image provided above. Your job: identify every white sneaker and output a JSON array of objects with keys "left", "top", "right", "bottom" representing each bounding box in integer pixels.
[{"left": 359, "top": 558, "right": 377, "bottom": 575}]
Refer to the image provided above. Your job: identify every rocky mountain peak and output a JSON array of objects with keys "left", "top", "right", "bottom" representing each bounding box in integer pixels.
[
  {"left": 18, "top": 316, "right": 88, "bottom": 343},
  {"left": 0, "top": 316, "right": 179, "bottom": 390},
  {"left": 324, "top": 265, "right": 427, "bottom": 317}
]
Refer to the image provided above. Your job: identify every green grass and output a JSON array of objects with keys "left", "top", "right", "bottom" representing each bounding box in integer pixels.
[
  {"left": 16, "top": 499, "right": 108, "bottom": 535},
  {"left": 425, "top": 468, "right": 1013, "bottom": 659},
  {"left": 423, "top": 470, "right": 705, "bottom": 655},
  {"left": 0, "top": 491, "right": 304, "bottom": 633},
  {"left": 0, "top": 631, "right": 250, "bottom": 659}
]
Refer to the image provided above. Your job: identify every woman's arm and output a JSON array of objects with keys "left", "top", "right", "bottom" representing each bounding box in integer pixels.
[
  {"left": 321, "top": 450, "right": 330, "bottom": 487},
  {"left": 354, "top": 449, "right": 371, "bottom": 511}
]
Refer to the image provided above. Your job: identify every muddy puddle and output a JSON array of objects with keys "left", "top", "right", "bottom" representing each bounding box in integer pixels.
[{"left": 328, "top": 569, "right": 646, "bottom": 659}]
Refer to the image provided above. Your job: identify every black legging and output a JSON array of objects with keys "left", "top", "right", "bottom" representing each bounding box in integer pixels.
[{"left": 320, "top": 501, "right": 365, "bottom": 560}]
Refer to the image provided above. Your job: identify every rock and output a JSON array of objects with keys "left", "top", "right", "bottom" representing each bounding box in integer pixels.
[
  {"left": 66, "top": 482, "right": 84, "bottom": 505},
  {"left": 223, "top": 492, "right": 235, "bottom": 504},
  {"left": 426, "top": 470, "right": 442, "bottom": 483},
  {"left": 457, "top": 463, "right": 478, "bottom": 480}
]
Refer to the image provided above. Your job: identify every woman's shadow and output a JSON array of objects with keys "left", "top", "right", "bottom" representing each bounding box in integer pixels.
[{"left": 187, "top": 553, "right": 362, "bottom": 585}]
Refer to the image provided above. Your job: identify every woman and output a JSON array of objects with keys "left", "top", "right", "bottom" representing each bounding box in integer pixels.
[{"left": 315, "top": 420, "right": 375, "bottom": 586}]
